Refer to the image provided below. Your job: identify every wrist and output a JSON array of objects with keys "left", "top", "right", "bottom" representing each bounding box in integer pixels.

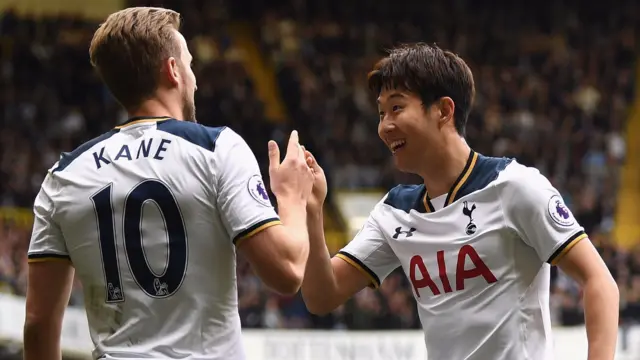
[
  {"left": 307, "top": 207, "right": 323, "bottom": 221},
  {"left": 276, "top": 196, "right": 307, "bottom": 212}
]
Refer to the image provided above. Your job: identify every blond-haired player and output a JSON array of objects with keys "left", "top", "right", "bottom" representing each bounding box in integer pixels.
[{"left": 24, "top": 7, "right": 313, "bottom": 360}]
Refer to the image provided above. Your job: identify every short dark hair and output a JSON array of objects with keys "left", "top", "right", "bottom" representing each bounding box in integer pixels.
[
  {"left": 367, "top": 43, "right": 475, "bottom": 136},
  {"left": 89, "top": 7, "right": 182, "bottom": 110}
]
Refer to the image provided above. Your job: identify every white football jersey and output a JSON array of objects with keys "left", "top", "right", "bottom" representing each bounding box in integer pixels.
[
  {"left": 28, "top": 117, "right": 281, "bottom": 360},
  {"left": 337, "top": 151, "right": 586, "bottom": 360}
]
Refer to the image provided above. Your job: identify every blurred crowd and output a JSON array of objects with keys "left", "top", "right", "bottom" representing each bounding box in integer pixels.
[{"left": 0, "top": 0, "right": 639, "bottom": 334}]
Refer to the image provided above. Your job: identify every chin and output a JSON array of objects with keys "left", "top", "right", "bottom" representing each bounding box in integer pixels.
[{"left": 393, "top": 156, "right": 415, "bottom": 174}]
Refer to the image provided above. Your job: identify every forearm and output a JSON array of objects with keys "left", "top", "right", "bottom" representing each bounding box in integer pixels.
[
  {"left": 276, "top": 198, "right": 310, "bottom": 269},
  {"left": 24, "top": 322, "right": 62, "bottom": 360},
  {"left": 301, "top": 210, "right": 339, "bottom": 313},
  {"left": 584, "top": 275, "right": 619, "bottom": 360}
]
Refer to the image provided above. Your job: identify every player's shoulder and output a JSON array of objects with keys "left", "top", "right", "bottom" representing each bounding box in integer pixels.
[
  {"left": 51, "top": 120, "right": 235, "bottom": 173},
  {"left": 52, "top": 129, "right": 120, "bottom": 173},
  {"left": 155, "top": 119, "right": 229, "bottom": 153},
  {"left": 493, "top": 160, "right": 561, "bottom": 213},
  {"left": 383, "top": 184, "right": 426, "bottom": 213},
  {"left": 382, "top": 152, "right": 514, "bottom": 213},
  {"left": 494, "top": 160, "right": 554, "bottom": 193},
  {"left": 452, "top": 152, "right": 513, "bottom": 199}
]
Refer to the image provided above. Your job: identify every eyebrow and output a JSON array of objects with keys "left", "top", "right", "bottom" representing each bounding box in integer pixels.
[{"left": 377, "top": 93, "right": 406, "bottom": 104}]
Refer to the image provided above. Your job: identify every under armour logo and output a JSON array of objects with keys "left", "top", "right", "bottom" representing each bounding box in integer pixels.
[
  {"left": 462, "top": 201, "right": 477, "bottom": 235},
  {"left": 393, "top": 227, "right": 416, "bottom": 239}
]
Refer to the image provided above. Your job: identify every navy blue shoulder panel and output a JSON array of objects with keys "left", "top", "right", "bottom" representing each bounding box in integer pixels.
[
  {"left": 384, "top": 184, "right": 427, "bottom": 213},
  {"left": 455, "top": 154, "right": 513, "bottom": 200},
  {"left": 156, "top": 120, "right": 226, "bottom": 153},
  {"left": 52, "top": 129, "right": 119, "bottom": 172}
]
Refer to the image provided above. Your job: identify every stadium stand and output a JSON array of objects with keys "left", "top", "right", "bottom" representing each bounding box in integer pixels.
[{"left": 0, "top": 0, "right": 638, "bottom": 358}]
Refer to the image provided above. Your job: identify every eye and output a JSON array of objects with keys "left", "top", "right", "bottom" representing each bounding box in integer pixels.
[{"left": 392, "top": 105, "right": 402, "bottom": 112}]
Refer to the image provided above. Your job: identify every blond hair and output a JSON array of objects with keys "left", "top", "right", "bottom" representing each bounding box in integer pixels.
[{"left": 89, "top": 7, "right": 182, "bottom": 109}]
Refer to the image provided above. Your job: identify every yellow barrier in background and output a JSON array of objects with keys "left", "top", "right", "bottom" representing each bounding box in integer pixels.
[
  {"left": 228, "top": 22, "right": 287, "bottom": 123},
  {"left": 613, "top": 61, "right": 640, "bottom": 250},
  {"left": 0, "top": 207, "right": 33, "bottom": 230}
]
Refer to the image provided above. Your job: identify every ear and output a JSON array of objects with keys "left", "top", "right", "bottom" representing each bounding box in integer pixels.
[
  {"left": 165, "top": 57, "right": 180, "bottom": 86},
  {"left": 437, "top": 96, "right": 455, "bottom": 129}
]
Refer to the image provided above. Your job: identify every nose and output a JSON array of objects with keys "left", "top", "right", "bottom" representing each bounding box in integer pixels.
[{"left": 380, "top": 118, "right": 397, "bottom": 134}]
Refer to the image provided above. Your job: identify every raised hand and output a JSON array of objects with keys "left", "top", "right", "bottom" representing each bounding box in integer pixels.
[
  {"left": 267, "top": 130, "right": 314, "bottom": 205},
  {"left": 303, "top": 149, "right": 327, "bottom": 214}
]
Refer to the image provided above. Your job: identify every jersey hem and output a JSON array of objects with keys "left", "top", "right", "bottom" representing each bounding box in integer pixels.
[
  {"left": 233, "top": 218, "right": 281, "bottom": 246},
  {"left": 335, "top": 251, "right": 380, "bottom": 289},
  {"left": 547, "top": 231, "right": 587, "bottom": 265},
  {"left": 27, "top": 252, "right": 71, "bottom": 263}
]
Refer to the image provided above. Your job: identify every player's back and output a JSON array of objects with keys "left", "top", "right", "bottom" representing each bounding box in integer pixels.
[{"left": 31, "top": 117, "right": 266, "bottom": 359}]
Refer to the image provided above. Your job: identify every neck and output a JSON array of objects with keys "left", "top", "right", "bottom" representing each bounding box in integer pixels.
[
  {"left": 128, "top": 94, "right": 183, "bottom": 121},
  {"left": 418, "top": 135, "right": 471, "bottom": 198}
]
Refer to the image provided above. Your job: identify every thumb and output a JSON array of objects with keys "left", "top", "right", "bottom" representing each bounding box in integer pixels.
[
  {"left": 268, "top": 140, "right": 280, "bottom": 172},
  {"left": 286, "top": 130, "right": 301, "bottom": 159}
]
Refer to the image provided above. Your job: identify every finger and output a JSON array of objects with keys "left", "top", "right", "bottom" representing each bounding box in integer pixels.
[
  {"left": 286, "top": 130, "right": 300, "bottom": 157},
  {"left": 268, "top": 140, "right": 280, "bottom": 172},
  {"left": 299, "top": 144, "right": 306, "bottom": 160},
  {"left": 305, "top": 150, "right": 323, "bottom": 173},
  {"left": 305, "top": 150, "right": 315, "bottom": 167}
]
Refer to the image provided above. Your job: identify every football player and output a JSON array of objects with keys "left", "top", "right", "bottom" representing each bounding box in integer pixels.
[
  {"left": 301, "top": 43, "right": 619, "bottom": 360},
  {"left": 24, "top": 7, "right": 313, "bottom": 360}
]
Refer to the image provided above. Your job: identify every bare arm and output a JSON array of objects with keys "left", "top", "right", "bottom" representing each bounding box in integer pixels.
[
  {"left": 213, "top": 130, "right": 312, "bottom": 295},
  {"left": 24, "top": 260, "right": 75, "bottom": 360},
  {"left": 238, "top": 198, "right": 309, "bottom": 295},
  {"left": 501, "top": 168, "right": 619, "bottom": 360},
  {"left": 236, "top": 131, "right": 313, "bottom": 295},
  {"left": 300, "top": 151, "right": 394, "bottom": 314},
  {"left": 301, "top": 211, "right": 371, "bottom": 314},
  {"left": 556, "top": 238, "right": 619, "bottom": 360}
]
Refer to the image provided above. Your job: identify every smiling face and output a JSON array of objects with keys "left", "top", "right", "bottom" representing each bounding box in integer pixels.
[
  {"left": 367, "top": 44, "right": 477, "bottom": 175},
  {"left": 377, "top": 88, "right": 447, "bottom": 174}
]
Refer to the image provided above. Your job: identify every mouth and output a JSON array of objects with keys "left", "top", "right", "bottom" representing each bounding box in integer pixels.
[{"left": 389, "top": 140, "right": 406, "bottom": 154}]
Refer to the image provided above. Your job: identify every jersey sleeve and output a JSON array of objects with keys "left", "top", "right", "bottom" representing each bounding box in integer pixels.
[
  {"left": 212, "top": 128, "right": 281, "bottom": 245},
  {"left": 501, "top": 168, "right": 587, "bottom": 265},
  {"left": 336, "top": 198, "right": 400, "bottom": 289},
  {"left": 28, "top": 173, "right": 70, "bottom": 263}
]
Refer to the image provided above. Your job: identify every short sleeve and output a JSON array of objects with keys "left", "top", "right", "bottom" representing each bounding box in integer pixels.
[
  {"left": 336, "top": 198, "right": 400, "bottom": 289},
  {"left": 28, "top": 174, "right": 70, "bottom": 263},
  {"left": 501, "top": 169, "right": 586, "bottom": 265},
  {"left": 212, "top": 129, "right": 281, "bottom": 245}
]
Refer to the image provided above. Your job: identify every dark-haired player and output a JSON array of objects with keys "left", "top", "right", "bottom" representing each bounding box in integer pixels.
[{"left": 301, "top": 43, "right": 618, "bottom": 360}]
